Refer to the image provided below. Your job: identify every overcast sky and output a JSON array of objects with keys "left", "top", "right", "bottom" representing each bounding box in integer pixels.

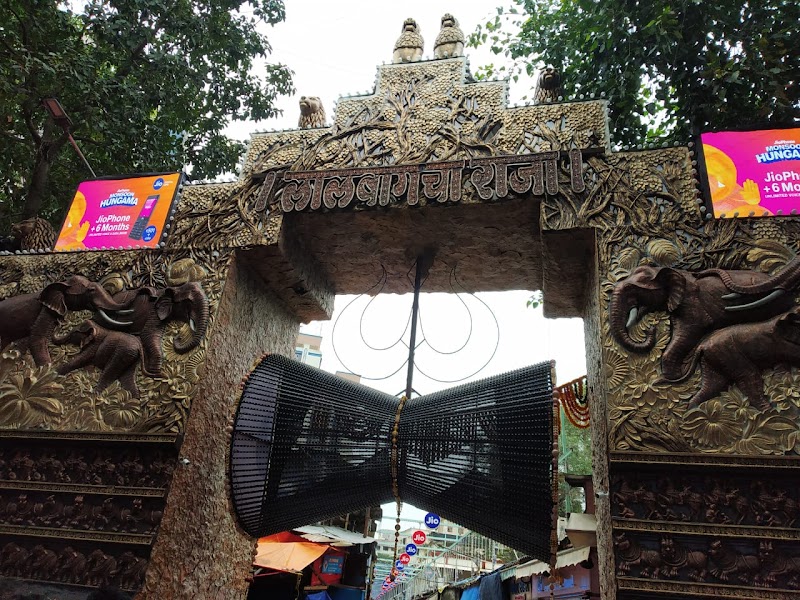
[{"left": 230, "top": 0, "right": 587, "bottom": 528}]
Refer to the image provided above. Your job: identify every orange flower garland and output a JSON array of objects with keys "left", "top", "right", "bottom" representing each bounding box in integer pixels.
[{"left": 556, "top": 376, "right": 590, "bottom": 428}]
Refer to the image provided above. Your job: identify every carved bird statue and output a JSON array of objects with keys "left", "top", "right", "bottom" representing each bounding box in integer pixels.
[
  {"left": 298, "top": 96, "right": 326, "bottom": 129},
  {"left": 434, "top": 13, "right": 465, "bottom": 59},
  {"left": 533, "top": 67, "right": 563, "bottom": 104},
  {"left": 393, "top": 18, "right": 424, "bottom": 63}
]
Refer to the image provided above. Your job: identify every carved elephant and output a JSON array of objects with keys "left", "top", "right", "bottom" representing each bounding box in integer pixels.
[
  {"left": 0, "top": 542, "right": 30, "bottom": 577},
  {"left": 56, "top": 546, "right": 86, "bottom": 583},
  {"left": 29, "top": 544, "right": 59, "bottom": 580},
  {"left": 86, "top": 548, "right": 118, "bottom": 587},
  {"left": 609, "top": 265, "right": 797, "bottom": 380},
  {"left": 0, "top": 275, "right": 131, "bottom": 366},
  {"left": 54, "top": 320, "right": 143, "bottom": 397},
  {"left": 680, "top": 307, "right": 800, "bottom": 410},
  {"left": 94, "top": 281, "right": 209, "bottom": 376},
  {"left": 117, "top": 551, "right": 148, "bottom": 590}
]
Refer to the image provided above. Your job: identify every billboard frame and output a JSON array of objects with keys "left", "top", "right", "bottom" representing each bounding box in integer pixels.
[
  {"left": 55, "top": 170, "right": 185, "bottom": 252},
  {"left": 695, "top": 123, "right": 800, "bottom": 219}
]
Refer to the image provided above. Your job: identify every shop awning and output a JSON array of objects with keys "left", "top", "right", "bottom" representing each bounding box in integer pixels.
[
  {"left": 514, "top": 560, "right": 549, "bottom": 578},
  {"left": 555, "top": 545, "right": 591, "bottom": 569},
  {"left": 513, "top": 546, "right": 592, "bottom": 578},
  {"left": 294, "top": 524, "right": 375, "bottom": 546},
  {"left": 254, "top": 537, "right": 329, "bottom": 573}
]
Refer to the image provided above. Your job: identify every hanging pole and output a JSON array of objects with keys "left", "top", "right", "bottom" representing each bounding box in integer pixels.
[
  {"left": 42, "top": 98, "right": 97, "bottom": 178},
  {"left": 405, "top": 248, "right": 436, "bottom": 399}
]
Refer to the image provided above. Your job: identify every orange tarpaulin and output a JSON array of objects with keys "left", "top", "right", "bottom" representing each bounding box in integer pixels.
[{"left": 254, "top": 536, "right": 329, "bottom": 573}]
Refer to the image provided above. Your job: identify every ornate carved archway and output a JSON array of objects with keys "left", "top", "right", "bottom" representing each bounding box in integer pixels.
[{"left": 0, "top": 52, "right": 797, "bottom": 600}]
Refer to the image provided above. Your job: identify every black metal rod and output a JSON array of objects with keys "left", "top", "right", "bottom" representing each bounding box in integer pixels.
[{"left": 405, "top": 256, "right": 425, "bottom": 399}]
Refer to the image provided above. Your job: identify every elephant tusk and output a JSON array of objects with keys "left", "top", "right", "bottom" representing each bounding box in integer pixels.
[
  {"left": 115, "top": 309, "right": 135, "bottom": 315},
  {"left": 721, "top": 292, "right": 742, "bottom": 300},
  {"left": 189, "top": 318, "right": 196, "bottom": 333},
  {"left": 97, "top": 308, "right": 134, "bottom": 327},
  {"left": 724, "top": 289, "right": 786, "bottom": 312},
  {"left": 626, "top": 306, "right": 639, "bottom": 330}
]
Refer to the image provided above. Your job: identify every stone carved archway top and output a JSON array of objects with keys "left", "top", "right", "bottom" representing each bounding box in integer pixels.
[{"left": 243, "top": 57, "right": 610, "bottom": 177}]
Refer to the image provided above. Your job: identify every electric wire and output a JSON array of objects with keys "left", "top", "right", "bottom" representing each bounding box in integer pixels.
[
  {"left": 412, "top": 267, "right": 500, "bottom": 384},
  {"left": 331, "top": 260, "right": 501, "bottom": 386}
]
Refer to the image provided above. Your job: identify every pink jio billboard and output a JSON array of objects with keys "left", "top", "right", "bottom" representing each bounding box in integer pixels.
[
  {"left": 55, "top": 172, "right": 182, "bottom": 251},
  {"left": 700, "top": 128, "right": 800, "bottom": 218}
]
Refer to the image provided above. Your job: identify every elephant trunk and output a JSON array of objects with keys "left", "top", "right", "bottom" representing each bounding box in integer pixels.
[
  {"left": 173, "top": 290, "right": 209, "bottom": 353},
  {"left": 718, "top": 256, "right": 800, "bottom": 295},
  {"left": 609, "top": 286, "right": 657, "bottom": 353}
]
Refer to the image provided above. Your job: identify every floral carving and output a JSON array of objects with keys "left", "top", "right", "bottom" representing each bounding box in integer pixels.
[{"left": 0, "top": 359, "right": 64, "bottom": 428}]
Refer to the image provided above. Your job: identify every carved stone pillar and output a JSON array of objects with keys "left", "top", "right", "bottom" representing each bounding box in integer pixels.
[{"left": 140, "top": 255, "right": 299, "bottom": 599}]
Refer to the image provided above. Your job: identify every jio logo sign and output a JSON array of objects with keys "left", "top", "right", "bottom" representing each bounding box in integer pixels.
[
  {"left": 412, "top": 530, "right": 426, "bottom": 545},
  {"left": 405, "top": 543, "right": 418, "bottom": 556},
  {"left": 424, "top": 512, "right": 441, "bottom": 528}
]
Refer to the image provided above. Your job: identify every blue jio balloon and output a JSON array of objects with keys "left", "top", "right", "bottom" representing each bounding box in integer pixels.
[
  {"left": 424, "top": 512, "right": 441, "bottom": 528},
  {"left": 405, "top": 543, "right": 418, "bottom": 556},
  {"left": 395, "top": 561, "right": 405, "bottom": 570}
]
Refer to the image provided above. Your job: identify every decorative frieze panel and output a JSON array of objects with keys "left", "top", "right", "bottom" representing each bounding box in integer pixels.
[
  {"left": 600, "top": 219, "right": 800, "bottom": 457},
  {"left": 0, "top": 491, "right": 165, "bottom": 535},
  {"left": 614, "top": 530, "right": 800, "bottom": 594},
  {"left": 0, "top": 539, "right": 149, "bottom": 591},
  {"left": 0, "top": 434, "right": 173, "bottom": 594},
  {"left": 611, "top": 472, "right": 798, "bottom": 531}
]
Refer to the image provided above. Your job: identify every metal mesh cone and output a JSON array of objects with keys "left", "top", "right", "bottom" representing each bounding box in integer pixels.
[
  {"left": 399, "top": 361, "right": 554, "bottom": 558},
  {"left": 230, "top": 354, "right": 554, "bottom": 559}
]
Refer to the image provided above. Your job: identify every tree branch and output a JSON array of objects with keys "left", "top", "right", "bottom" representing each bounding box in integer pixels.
[
  {"left": 21, "top": 104, "right": 41, "bottom": 146},
  {"left": 0, "top": 130, "right": 27, "bottom": 144},
  {"left": 4, "top": 0, "right": 30, "bottom": 48}
]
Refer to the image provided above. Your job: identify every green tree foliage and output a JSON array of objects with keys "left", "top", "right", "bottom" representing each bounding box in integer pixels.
[
  {"left": 558, "top": 410, "right": 591, "bottom": 515},
  {"left": 526, "top": 289, "right": 543, "bottom": 309},
  {"left": 560, "top": 416, "right": 592, "bottom": 476},
  {"left": 0, "top": 0, "right": 293, "bottom": 229},
  {"left": 469, "top": 0, "right": 799, "bottom": 146}
]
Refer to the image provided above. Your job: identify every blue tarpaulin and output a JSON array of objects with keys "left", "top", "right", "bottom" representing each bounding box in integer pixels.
[
  {"left": 461, "top": 586, "right": 479, "bottom": 600},
  {"left": 306, "top": 592, "right": 333, "bottom": 600}
]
